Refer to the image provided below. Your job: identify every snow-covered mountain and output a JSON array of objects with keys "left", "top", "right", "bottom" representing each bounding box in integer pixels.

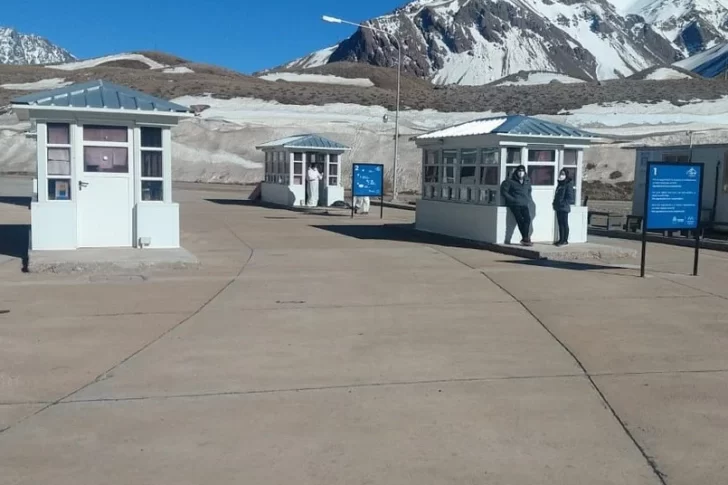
[
  {"left": 629, "top": 0, "right": 728, "bottom": 56},
  {"left": 0, "top": 27, "right": 75, "bottom": 65},
  {"left": 278, "top": 0, "right": 728, "bottom": 84}
]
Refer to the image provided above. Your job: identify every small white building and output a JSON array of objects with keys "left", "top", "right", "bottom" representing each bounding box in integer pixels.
[
  {"left": 12, "top": 80, "right": 192, "bottom": 250},
  {"left": 630, "top": 143, "right": 727, "bottom": 226},
  {"left": 413, "top": 115, "right": 599, "bottom": 244},
  {"left": 256, "top": 134, "right": 350, "bottom": 207}
]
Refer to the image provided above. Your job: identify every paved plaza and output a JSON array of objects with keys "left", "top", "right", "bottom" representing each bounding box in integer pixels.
[{"left": 1, "top": 182, "right": 727, "bottom": 484}]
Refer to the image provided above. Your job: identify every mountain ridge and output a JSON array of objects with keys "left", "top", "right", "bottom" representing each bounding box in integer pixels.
[
  {"left": 0, "top": 27, "right": 75, "bottom": 65},
  {"left": 275, "top": 0, "right": 728, "bottom": 84}
]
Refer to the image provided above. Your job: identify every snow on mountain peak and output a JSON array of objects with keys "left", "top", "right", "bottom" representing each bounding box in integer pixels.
[
  {"left": 0, "top": 27, "right": 75, "bottom": 65},
  {"left": 275, "top": 0, "right": 728, "bottom": 85}
]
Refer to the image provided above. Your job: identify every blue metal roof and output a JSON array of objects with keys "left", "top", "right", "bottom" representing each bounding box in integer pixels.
[
  {"left": 256, "top": 134, "right": 350, "bottom": 150},
  {"left": 494, "top": 115, "right": 596, "bottom": 137},
  {"left": 416, "top": 115, "right": 598, "bottom": 140},
  {"left": 11, "top": 80, "right": 190, "bottom": 113}
]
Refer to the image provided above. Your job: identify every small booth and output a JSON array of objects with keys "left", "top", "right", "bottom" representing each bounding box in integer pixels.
[
  {"left": 12, "top": 80, "right": 192, "bottom": 251},
  {"left": 629, "top": 143, "right": 728, "bottom": 227},
  {"left": 413, "top": 115, "right": 598, "bottom": 244},
  {"left": 256, "top": 134, "right": 350, "bottom": 207}
]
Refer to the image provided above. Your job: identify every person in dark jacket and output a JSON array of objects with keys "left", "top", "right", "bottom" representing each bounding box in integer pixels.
[
  {"left": 553, "top": 168, "right": 576, "bottom": 246},
  {"left": 500, "top": 164, "right": 533, "bottom": 246}
]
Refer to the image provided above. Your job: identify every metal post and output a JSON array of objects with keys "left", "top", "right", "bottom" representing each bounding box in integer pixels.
[
  {"left": 380, "top": 168, "right": 384, "bottom": 219},
  {"left": 392, "top": 28, "right": 401, "bottom": 202},
  {"left": 693, "top": 229, "right": 700, "bottom": 276}
]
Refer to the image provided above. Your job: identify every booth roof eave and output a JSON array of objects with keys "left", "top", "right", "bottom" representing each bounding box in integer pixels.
[
  {"left": 12, "top": 104, "right": 194, "bottom": 121},
  {"left": 255, "top": 145, "right": 351, "bottom": 151}
]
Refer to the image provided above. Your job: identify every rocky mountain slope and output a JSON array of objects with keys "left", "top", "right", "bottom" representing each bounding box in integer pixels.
[
  {"left": 0, "top": 27, "right": 75, "bottom": 65},
  {"left": 2, "top": 51, "right": 728, "bottom": 196},
  {"left": 278, "top": 0, "right": 728, "bottom": 84}
]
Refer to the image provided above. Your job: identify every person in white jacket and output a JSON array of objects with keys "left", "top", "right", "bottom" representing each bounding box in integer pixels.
[
  {"left": 306, "top": 163, "right": 322, "bottom": 207},
  {"left": 354, "top": 196, "right": 370, "bottom": 214}
]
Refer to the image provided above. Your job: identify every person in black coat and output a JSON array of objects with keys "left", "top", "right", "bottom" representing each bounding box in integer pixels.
[
  {"left": 500, "top": 164, "right": 533, "bottom": 246},
  {"left": 553, "top": 168, "right": 576, "bottom": 246}
]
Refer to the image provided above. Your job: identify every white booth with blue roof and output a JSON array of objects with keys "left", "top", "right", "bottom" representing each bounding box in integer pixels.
[
  {"left": 413, "top": 115, "right": 599, "bottom": 244},
  {"left": 256, "top": 134, "right": 350, "bottom": 207},
  {"left": 11, "top": 80, "right": 192, "bottom": 251}
]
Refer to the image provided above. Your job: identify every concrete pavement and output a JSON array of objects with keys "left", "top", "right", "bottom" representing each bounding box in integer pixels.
[{"left": 1, "top": 183, "right": 728, "bottom": 484}]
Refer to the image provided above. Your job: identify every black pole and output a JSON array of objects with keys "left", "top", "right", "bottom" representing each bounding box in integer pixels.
[
  {"left": 694, "top": 163, "right": 706, "bottom": 276},
  {"left": 641, "top": 163, "right": 651, "bottom": 278},
  {"left": 713, "top": 161, "right": 720, "bottom": 224},
  {"left": 640, "top": 224, "right": 648, "bottom": 278},
  {"left": 380, "top": 168, "right": 384, "bottom": 219},
  {"left": 693, "top": 229, "right": 700, "bottom": 276}
]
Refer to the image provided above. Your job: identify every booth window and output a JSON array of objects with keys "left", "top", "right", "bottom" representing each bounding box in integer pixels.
[
  {"left": 47, "top": 123, "right": 72, "bottom": 200},
  {"left": 443, "top": 150, "right": 457, "bottom": 184},
  {"left": 293, "top": 155, "right": 304, "bottom": 185},
  {"left": 662, "top": 153, "right": 689, "bottom": 162},
  {"left": 479, "top": 148, "right": 500, "bottom": 189},
  {"left": 140, "top": 127, "right": 164, "bottom": 201},
  {"left": 506, "top": 147, "right": 521, "bottom": 164},
  {"left": 505, "top": 147, "right": 522, "bottom": 179},
  {"left": 83, "top": 125, "right": 129, "bottom": 173},
  {"left": 562, "top": 149, "right": 578, "bottom": 182},
  {"left": 424, "top": 150, "right": 440, "bottom": 183},
  {"left": 328, "top": 154, "right": 338, "bottom": 186},
  {"left": 459, "top": 149, "right": 477, "bottom": 184},
  {"left": 527, "top": 148, "right": 556, "bottom": 186}
]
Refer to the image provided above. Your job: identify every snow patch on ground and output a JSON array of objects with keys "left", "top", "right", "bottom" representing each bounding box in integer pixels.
[
  {"left": 162, "top": 66, "right": 195, "bottom": 74},
  {"left": 259, "top": 72, "right": 375, "bottom": 87},
  {"left": 46, "top": 53, "right": 166, "bottom": 71},
  {"left": 170, "top": 95, "right": 496, "bottom": 133},
  {"left": 644, "top": 67, "right": 693, "bottom": 80},
  {"left": 494, "top": 72, "right": 586, "bottom": 86},
  {"left": 558, "top": 96, "right": 728, "bottom": 128},
  {"left": 0, "top": 78, "right": 71, "bottom": 90}
]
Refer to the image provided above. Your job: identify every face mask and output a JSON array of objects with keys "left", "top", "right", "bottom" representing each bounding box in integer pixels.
[{"left": 558, "top": 174, "right": 566, "bottom": 181}]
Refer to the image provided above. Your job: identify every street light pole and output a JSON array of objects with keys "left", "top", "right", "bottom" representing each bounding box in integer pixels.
[{"left": 323, "top": 14, "right": 402, "bottom": 200}]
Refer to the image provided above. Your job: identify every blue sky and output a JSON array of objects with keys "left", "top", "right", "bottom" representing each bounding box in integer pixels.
[{"left": 3, "top": 0, "right": 401, "bottom": 73}]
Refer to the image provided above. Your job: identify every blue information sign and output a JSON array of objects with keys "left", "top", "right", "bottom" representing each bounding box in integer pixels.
[
  {"left": 645, "top": 162, "right": 703, "bottom": 230},
  {"left": 352, "top": 163, "right": 383, "bottom": 197}
]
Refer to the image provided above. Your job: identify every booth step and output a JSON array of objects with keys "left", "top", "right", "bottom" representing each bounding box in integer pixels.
[
  {"left": 27, "top": 247, "right": 199, "bottom": 274},
  {"left": 384, "top": 224, "right": 637, "bottom": 261}
]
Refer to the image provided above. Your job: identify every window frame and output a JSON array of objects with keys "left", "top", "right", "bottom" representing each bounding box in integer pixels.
[
  {"left": 421, "top": 147, "right": 501, "bottom": 205},
  {"left": 82, "top": 124, "right": 131, "bottom": 174},
  {"left": 327, "top": 154, "right": 339, "bottom": 187},
  {"left": 525, "top": 147, "right": 558, "bottom": 187},
  {"left": 46, "top": 123, "right": 73, "bottom": 201},
  {"left": 140, "top": 126, "right": 164, "bottom": 202}
]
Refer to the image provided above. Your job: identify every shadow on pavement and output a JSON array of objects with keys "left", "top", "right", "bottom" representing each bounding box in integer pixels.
[
  {"left": 500, "top": 258, "right": 639, "bottom": 275},
  {"left": 313, "top": 223, "right": 484, "bottom": 249},
  {"left": 0, "top": 224, "right": 30, "bottom": 272},
  {"left": 0, "top": 196, "right": 31, "bottom": 208},
  {"left": 204, "top": 198, "right": 257, "bottom": 206}
]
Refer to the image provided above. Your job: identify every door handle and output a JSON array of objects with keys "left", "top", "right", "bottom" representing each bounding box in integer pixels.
[{"left": 78, "top": 181, "right": 89, "bottom": 190}]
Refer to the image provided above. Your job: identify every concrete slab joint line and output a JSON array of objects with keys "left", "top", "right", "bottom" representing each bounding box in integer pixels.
[
  {"left": 0, "top": 230, "right": 256, "bottom": 436},
  {"left": 478, "top": 269, "right": 668, "bottom": 485}
]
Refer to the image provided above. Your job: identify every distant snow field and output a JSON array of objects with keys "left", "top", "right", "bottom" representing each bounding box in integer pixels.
[
  {"left": 259, "top": 72, "right": 375, "bottom": 87},
  {"left": 0, "top": 77, "right": 71, "bottom": 90},
  {"left": 46, "top": 53, "right": 166, "bottom": 71},
  {"left": 163, "top": 66, "right": 195, "bottom": 74},
  {"left": 494, "top": 72, "right": 586, "bottom": 86},
  {"left": 644, "top": 68, "right": 692, "bottom": 80}
]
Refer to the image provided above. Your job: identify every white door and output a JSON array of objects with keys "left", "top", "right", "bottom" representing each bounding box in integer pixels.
[{"left": 77, "top": 125, "right": 133, "bottom": 247}]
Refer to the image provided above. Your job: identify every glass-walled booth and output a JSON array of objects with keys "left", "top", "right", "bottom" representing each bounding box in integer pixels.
[
  {"left": 257, "top": 134, "right": 350, "bottom": 207},
  {"left": 414, "top": 116, "right": 598, "bottom": 244}
]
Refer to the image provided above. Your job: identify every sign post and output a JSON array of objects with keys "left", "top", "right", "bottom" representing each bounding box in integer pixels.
[
  {"left": 351, "top": 163, "right": 384, "bottom": 219},
  {"left": 642, "top": 162, "right": 704, "bottom": 277}
]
